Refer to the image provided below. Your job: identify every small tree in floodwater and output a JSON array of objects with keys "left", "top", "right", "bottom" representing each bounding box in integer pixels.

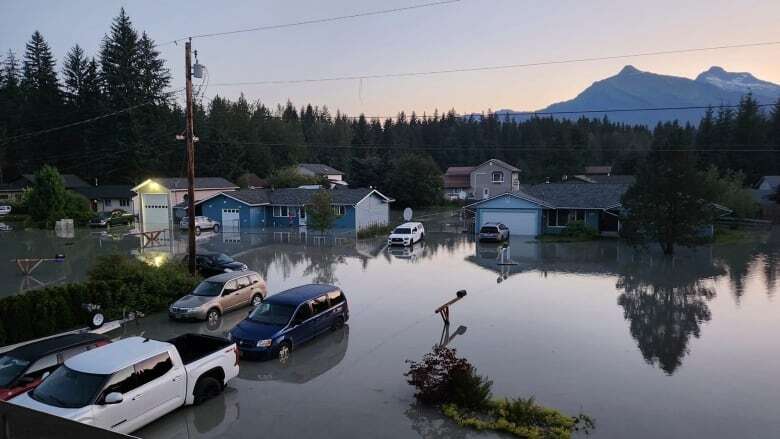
[
  {"left": 307, "top": 190, "right": 336, "bottom": 232},
  {"left": 621, "top": 147, "right": 715, "bottom": 255}
]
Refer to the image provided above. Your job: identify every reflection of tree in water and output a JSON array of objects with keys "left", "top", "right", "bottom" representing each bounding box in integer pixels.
[
  {"left": 616, "top": 258, "right": 722, "bottom": 375},
  {"left": 303, "top": 252, "right": 345, "bottom": 284},
  {"left": 712, "top": 235, "right": 780, "bottom": 301}
]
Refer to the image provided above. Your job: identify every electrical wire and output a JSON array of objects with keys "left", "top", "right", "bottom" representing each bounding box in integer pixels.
[
  {"left": 158, "top": 0, "right": 462, "bottom": 47},
  {"left": 208, "top": 40, "right": 780, "bottom": 87}
]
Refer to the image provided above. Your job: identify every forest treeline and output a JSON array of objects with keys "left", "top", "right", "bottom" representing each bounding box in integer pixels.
[{"left": 1, "top": 9, "right": 779, "bottom": 187}]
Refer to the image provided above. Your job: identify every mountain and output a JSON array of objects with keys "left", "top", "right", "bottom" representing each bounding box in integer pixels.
[{"left": 491, "top": 66, "right": 780, "bottom": 126}]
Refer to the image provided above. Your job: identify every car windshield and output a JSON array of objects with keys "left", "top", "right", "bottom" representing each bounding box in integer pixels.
[
  {"left": 0, "top": 355, "right": 30, "bottom": 387},
  {"left": 393, "top": 228, "right": 411, "bottom": 234},
  {"left": 214, "top": 254, "right": 234, "bottom": 264},
  {"left": 192, "top": 281, "right": 223, "bottom": 297},
  {"left": 95, "top": 212, "right": 111, "bottom": 220},
  {"left": 248, "top": 302, "right": 296, "bottom": 326},
  {"left": 481, "top": 226, "right": 499, "bottom": 233},
  {"left": 30, "top": 366, "right": 107, "bottom": 408}
]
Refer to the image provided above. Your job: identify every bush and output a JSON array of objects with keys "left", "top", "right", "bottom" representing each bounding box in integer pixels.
[
  {"left": 0, "top": 255, "right": 198, "bottom": 345},
  {"left": 405, "top": 345, "right": 493, "bottom": 410},
  {"left": 357, "top": 223, "right": 393, "bottom": 239},
  {"left": 559, "top": 221, "right": 598, "bottom": 239}
]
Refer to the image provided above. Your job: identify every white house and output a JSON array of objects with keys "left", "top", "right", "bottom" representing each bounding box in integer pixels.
[
  {"left": 73, "top": 185, "right": 135, "bottom": 214},
  {"left": 131, "top": 177, "right": 238, "bottom": 231},
  {"left": 297, "top": 163, "right": 346, "bottom": 186}
]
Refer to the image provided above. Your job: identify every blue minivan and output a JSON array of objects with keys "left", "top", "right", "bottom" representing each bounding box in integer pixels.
[{"left": 228, "top": 284, "right": 349, "bottom": 360}]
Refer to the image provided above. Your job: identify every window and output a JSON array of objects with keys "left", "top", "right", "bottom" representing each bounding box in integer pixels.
[
  {"left": 236, "top": 276, "right": 251, "bottom": 289},
  {"left": 223, "top": 280, "right": 238, "bottom": 295},
  {"left": 312, "top": 296, "right": 330, "bottom": 315},
  {"left": 293, "top": 303, "right": 313, "bottom": 323},
  {"left": 104, "top": 199, "right": 112, "bottom": 207},
  {"left": 249, "top": 274, "right": 262, "bottom": 284},
  {"left": 273, "top": 206, "right": 289, "bottom": 217},
  {"left": 569, "top": 210, "right": 586, "bottom": 222},
  {"left": 331, "top": 205, "right": 346, "bottom": 216},
  {"left": 119, "top": 199, "right": 129, "bottom": 207},
  {"left": 492, "top": 171, "right": 504, "bottom": 183},
  {"left": 249, "top": 303, "right": 297, "bottom": 326},
  {"left": 0, "top": 194, "right": 8, "bottom": 200},
  {"left": 102, "top": 366, "right": 138, "bottom": 397},
  {"left": 134, "top": 353, "right": 173, "bottom": 388},
  {"left": 547, "top": 210, "right": 587, "bottom": 227},
  {"left": 31, "top": 366, "right": 108, "bottom": 408},
  {"left": 327, "top": 290, "right": 346, "bottom": 306}
]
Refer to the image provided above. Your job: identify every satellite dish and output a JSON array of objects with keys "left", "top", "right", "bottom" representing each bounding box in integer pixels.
[{"left": 403, "top": 208, "right": 413, "bottom": 222}]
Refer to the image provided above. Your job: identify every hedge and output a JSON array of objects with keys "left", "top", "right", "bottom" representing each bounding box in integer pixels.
[{"left": 0, "top": 255, "right": 198, "bottom": 346}]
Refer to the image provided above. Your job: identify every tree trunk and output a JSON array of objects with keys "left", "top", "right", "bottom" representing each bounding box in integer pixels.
[{"left": 660, "top": 240, "right": 675, "bottom": 255}]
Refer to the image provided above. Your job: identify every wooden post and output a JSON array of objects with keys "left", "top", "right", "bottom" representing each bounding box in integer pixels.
[{"left": 185, "top": 38, "right": 197, "bottom": 275}]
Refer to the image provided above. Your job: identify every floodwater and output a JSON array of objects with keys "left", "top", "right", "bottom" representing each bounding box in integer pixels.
[{"left": 91, "top": 223, "right": 780, "bottom": 438}]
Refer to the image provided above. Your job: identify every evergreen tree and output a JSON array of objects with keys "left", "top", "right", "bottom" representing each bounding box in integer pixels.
[{"left": 99, "top": 8, "right": 141, "bottom": 107}]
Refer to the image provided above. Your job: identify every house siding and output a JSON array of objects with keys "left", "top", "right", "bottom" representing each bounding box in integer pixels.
[
  {"left": 355, "top": 194, "right": 389, "bottom": 231},
  {"left": 471, "top": 160, "right": 519, "bottom": 199},
  {"left": 473, "top": 195, "right": 545, "bottom": 236},
  {"left": 201, "top": 196, "right": 256, "bottom": 228}
]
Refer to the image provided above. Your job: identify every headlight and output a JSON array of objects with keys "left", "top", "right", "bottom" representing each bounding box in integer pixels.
[{"left": 256, "top": 339, "right": 272, "bottom": 348}]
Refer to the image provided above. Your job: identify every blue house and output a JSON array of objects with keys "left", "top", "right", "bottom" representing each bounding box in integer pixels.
[
  {"left": 467, "top": 183, "right": 627, "bottom": 237},
  {"left": 197, "top": 187, "right": 393, "bottom": 232}
]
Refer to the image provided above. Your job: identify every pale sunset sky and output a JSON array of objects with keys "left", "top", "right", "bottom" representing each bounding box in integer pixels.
[{"left": 2, "top": 0, "right": 779, "bottom": 116}]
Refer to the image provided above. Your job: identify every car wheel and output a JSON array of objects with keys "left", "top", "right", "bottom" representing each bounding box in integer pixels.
[
  {"left": 206, "top": 308, "right": 220, "bottom": 323},
  {"left": 331, "top": 316, "right": 345, "bottom": 331},
  {"left": 251, "top": 294, "right": 263, "bottom": 307},
  {"left": 278, "top": 341, "right": 292, "bottom": 362},
  {"left": 213, "top": 224, "right": 220, "bottom": 233},
  {"left": 193, "top": 376, "right": 223, "bottom": 405}
]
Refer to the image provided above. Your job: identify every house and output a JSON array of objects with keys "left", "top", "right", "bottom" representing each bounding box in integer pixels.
[
  {"left": 0, "top": 173, "right": 89, "bottom": 202},
  {"left": 131, "top": 177, "right": 238, "bottom": 231},
  {"left": 443, "top": 166, "right": 476, "bottom": 200},
  {"left": 471, "top": 159, "right": 521, "bottom": 200},
  {"left": 197, "top": 187, "right": 393, "bottom": 232},
  {"left": 297, "top": 164, "right": 346, "bottom": 186},
  {"left": 72, "top": 185, "right": 134, "bottom": 214},
  {"left": 756, "top": 176, "right": 780, "bottom": 192},
  {"left": 236, "top": 173, "right": 269, "bottom": 189},
  {"left": 467, "top": 183, "right": 628, "bottom": 236},
  {"left": 565, "top": 174, "right": 636, "bottom": 185}
]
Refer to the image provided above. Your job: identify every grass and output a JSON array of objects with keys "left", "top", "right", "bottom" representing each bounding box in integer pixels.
[
  {"left": 713, "top": 227, "right": 769, "bottom": 245},
  {"left": 357, "top": 223, "right": 394, "bottom": 239}
]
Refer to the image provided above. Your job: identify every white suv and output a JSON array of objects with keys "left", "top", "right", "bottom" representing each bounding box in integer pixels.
[
  {"left": 179, "top": 216, "right": 221, "bottom": 233},
  {"left": 387, "top": 222, "right": 425, "bottom": 246}
]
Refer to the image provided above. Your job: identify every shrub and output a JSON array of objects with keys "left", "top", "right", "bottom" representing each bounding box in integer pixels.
[
  {"left": 0, "top": 255, "right": 198, "bottom": 345},
  {"left": 559, "top": 221, "right": 598, "bottom": 239},
  {"left": 405, "top": 345, "right": 493, "bottom": 410},
  {"left": 357, "top": 223, "right": 393, "bottom": 240}
]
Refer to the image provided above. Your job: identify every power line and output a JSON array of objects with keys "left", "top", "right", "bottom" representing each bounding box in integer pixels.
[
  {"left": 209, "top": 40, "right": 780, "bottom": 87},
  {"left": 158, "top": 0, "right": 461, "bottom": 46},
  {"left": 0, "top": 88, "right": 185, "bottom": 145}
]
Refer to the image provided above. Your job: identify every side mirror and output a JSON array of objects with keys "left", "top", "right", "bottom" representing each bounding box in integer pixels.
[
  {"left": 41, "top": 371, "right": 51, "bottom": 381},
  {"left": 104, "top": 392, "right": 123, "bottom": 405}
]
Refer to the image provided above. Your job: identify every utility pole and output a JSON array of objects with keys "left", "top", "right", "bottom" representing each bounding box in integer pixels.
[{"left": 185, "top": 38, "right": 196, "bottom": 275}]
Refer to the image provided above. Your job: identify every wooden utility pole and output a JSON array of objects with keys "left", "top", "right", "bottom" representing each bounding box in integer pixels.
[{"left": 185, "top": 38, "right": 196, "bottom": 275}]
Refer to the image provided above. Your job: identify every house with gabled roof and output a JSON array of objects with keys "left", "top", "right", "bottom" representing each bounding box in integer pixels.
[
  {"left": 196, "top": 187, "right": 393, "bottom": 232},
  {"left": 0, "top": 173, "right": 89, "bottom": 202}
]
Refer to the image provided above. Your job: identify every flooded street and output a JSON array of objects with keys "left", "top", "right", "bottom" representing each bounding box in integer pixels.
[{"left": 82, "top": 224, "right": 780, "bottom": 439}]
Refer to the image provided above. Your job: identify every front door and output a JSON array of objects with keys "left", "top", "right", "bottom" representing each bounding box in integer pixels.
[
  {"left": 220, "top": 279, "right": 242, "bottom": 311},
  {"left": 482, "top": 188, "right": 490, "bottom": 199},
  {"left": 298, "top": 207, "right": 307, "bottom": 226},
  {"left": 288, "top": 302, "right": 316, "bottom": 345}
]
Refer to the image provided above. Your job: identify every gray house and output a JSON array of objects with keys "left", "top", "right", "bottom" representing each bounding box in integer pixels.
[
  {"left": 72, "top": 185, "right": 135, "bottom": 214},
  {"left": 470, "top": 159, "right": 521, "bottom": 200},
  {"left": 297, "top": 164, "right": 346, "bottom": 186}
]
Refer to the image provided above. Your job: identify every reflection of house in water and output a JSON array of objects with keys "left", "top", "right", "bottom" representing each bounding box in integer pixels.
[
  {"left": 466, "top": 240, "right": 730, "bottom": 375},
  {"left": 238, "top": 326, "right": 349, "bottom": 384}
]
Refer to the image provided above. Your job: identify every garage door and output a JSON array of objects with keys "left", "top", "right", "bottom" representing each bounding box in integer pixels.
[
  {"left": 141, "top": 194, "right": 169, "bottom": 231},
  {"left": 222, "top": 208, "right": 240, "bottom": 231},
  {"left": 481, "top": 210, "right": 538, "bottom": 236}
]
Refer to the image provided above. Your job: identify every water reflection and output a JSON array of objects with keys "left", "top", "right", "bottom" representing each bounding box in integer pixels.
[
  {"left": 239, "top": 326, "right": 349, "bottom": 384},
  {"left": 137, "top": 387, "right": 240, "bottom": 439},
  {"left": 615, "top": 258, "right": 721, "bottom": 374}
]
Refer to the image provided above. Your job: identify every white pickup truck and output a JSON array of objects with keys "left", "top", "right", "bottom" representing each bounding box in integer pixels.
[{"left": 10, "top": 334, "right": 239, "bottom": 435}]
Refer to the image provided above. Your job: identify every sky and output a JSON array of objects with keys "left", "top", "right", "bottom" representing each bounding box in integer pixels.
[{"left": 1, "top": 0, "right": 779, "bottom": 117}]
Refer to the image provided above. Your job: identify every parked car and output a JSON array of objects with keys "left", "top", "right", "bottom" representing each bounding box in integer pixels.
[
  {"left": 187, "top": 252, "right": 248, "bottom": 277},
  {"left": 0, "top": 222, "right": 12, "bottom": 232},
  {"left": 0, "top": 205, "right": 11, "bottom": 215},
  {"left": 169, "top": 271, "right": 268, "bottom": 323},
  {"left": 89, "top": 210, "right": 134, "bottom": 227},
  {"left": 10, "top": 334, "right": 239, "bottom": 435},
  {"left": 0, "top": 333, "right": 110, "bottom": 401},
  {"left": 387, "top": 222, "right": 425, "bottom": 247},
  {"left": 180, "top": 216, "right": 221, "bottom": 234},
  {"left": 478, "top": 222, "right": 510, "bottom": 242},
  {"left": 228, "top": 284, "right": 349, "bottom": 360}
]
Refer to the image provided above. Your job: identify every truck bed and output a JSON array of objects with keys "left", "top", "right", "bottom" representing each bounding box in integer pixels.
[{"left": 167, "top": 334, "right": 233, "bottom": 365}]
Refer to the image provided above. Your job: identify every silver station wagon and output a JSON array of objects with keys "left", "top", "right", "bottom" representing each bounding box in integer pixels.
[{"left": 169, "top": 271, "right": 268, "bottom": 322}]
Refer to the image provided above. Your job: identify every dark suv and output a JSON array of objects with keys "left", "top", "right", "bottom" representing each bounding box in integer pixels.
[
  {"left": 189, "top": 252, "right": 249, "bottom": 277},
  {"left": 89, "top": 210, "right": 135, "bottom": 227}
]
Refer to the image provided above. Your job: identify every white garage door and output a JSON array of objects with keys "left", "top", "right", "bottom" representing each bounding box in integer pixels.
[
  {"left": 482, "top": 210, "right": 538, "bottom": 236},
  {"left": 222, "top": 208, "right": 240, "bottom": 231},
  {"left": 141, "top": 194, "right": 169, "bottom": 231}
]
